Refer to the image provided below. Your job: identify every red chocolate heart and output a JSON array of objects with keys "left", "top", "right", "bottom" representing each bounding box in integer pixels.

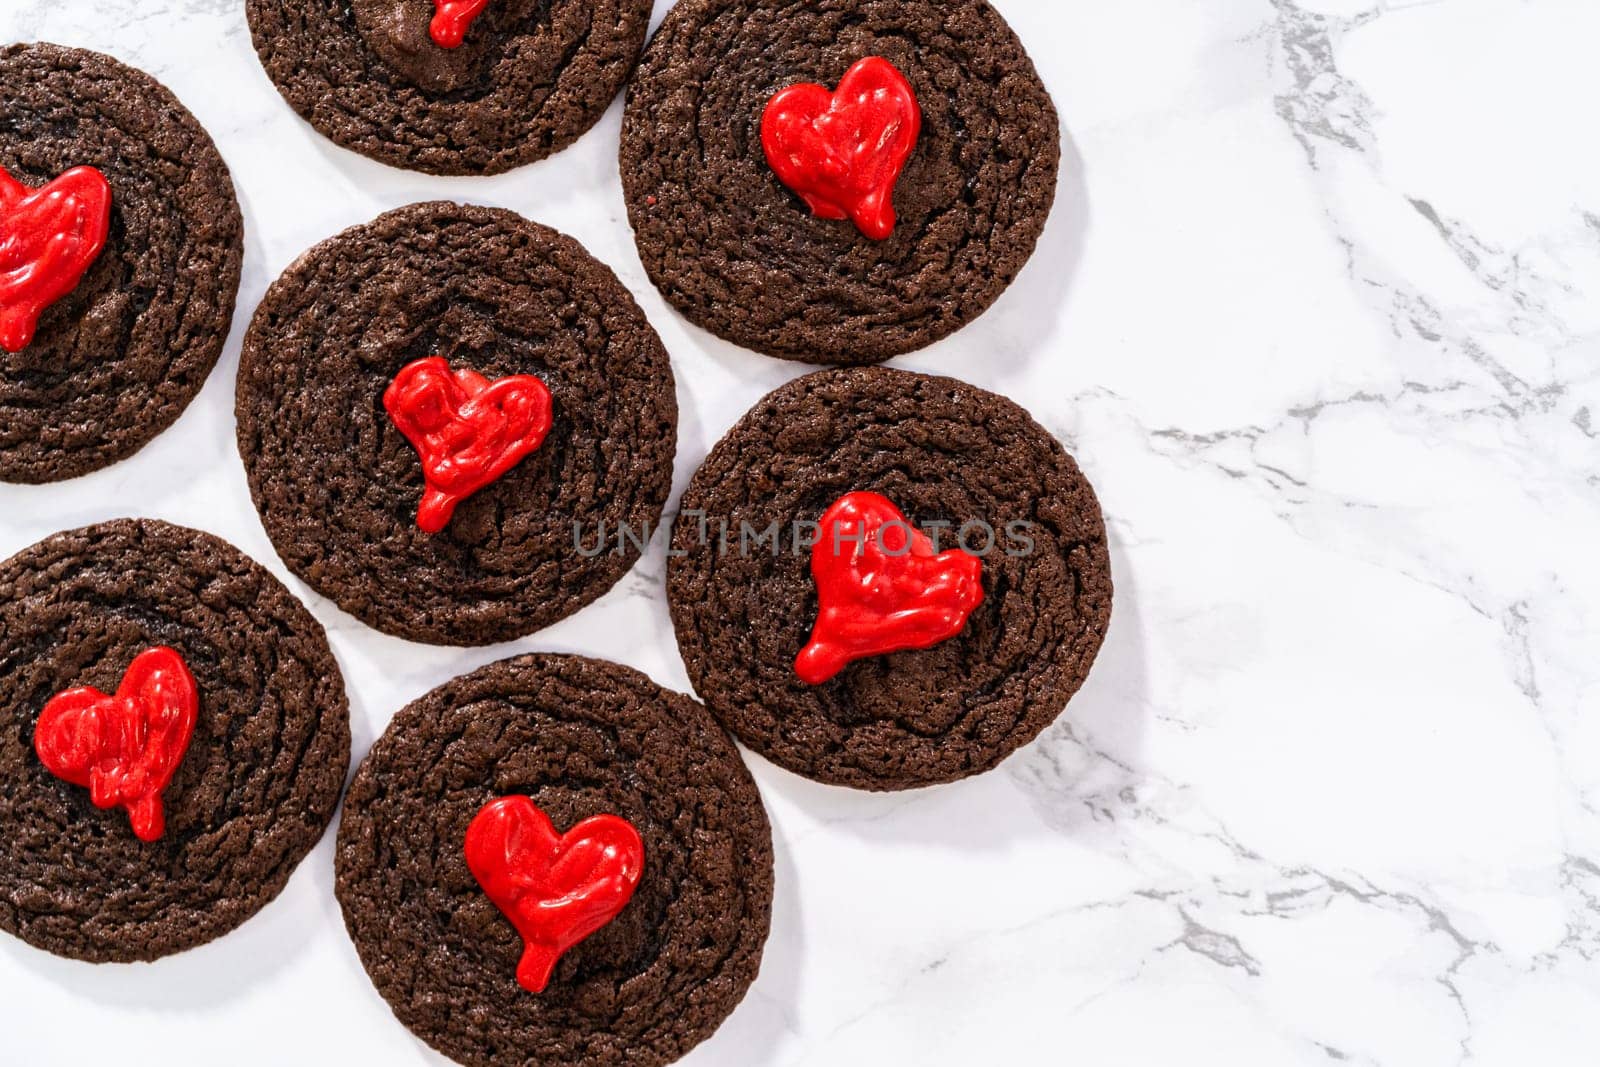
[
  {"left": 796, "top": 492, "right": 985, "bottom": 685},
  {"left": 0, "top": 165, "right": 112, "bottom": 353},
  {"left": 384, "top": 356, "right": 554, "bottom": 534},
  {"left": 430, "top": 0, "right": 491, "bottom": 48},
  {"left": 761, "top": 56, "right": 922, "bottom": 241},
  {"left": 465, "top": 797, "right": 645, "bottom": 993},
  {"left": 33, "top": 647, "right": 198, "bottom": 843}
]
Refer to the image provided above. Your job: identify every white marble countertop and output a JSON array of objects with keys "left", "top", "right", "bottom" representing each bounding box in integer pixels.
[{"left": 3, "top": 1, "right": 1598, "bottom": 1064}]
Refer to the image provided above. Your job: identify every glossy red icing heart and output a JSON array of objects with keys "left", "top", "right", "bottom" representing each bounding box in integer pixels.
[
  {"left": 33, "top": 647, "right": 198, "bottom": 843},
  {"left": 465, "top": 797, "right": 645, "bottom": 994},
  {"left": 430, "top": 0, "right": 491, "bottom": 48},
  {"left": 384, "top": 356, "right": 554, "bottom": 534},
  {"left": 796, "top": 492, "right": 985, "bottom": 685},
  {"left": 0, "top": 165, "right": 112, "bottom": 353},
  {"left": 761, "top": 56, "right": 922, "bottom": 241}
]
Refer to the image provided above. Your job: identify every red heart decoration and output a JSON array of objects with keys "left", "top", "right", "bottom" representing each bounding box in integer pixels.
[
  {"left": 761, "top": 56, "right": 922, "bottom": 241},
  {"left": 465, "top": 797, "right": 645, "bottom": 993},
  {"left": 33, "top": 647, "right": 198, "bottom": 843},
  {"left": 430, "top": 0, "right": 491, "bottom": 48},
  {"left": 0, "top": 165, "right": 113, "bottom": 353},
  {"left": 796, "top": 492, "right": 985, "bottom": 685},
  {"left": 384, "top": 356, "right": 554, "bottom": 534}
]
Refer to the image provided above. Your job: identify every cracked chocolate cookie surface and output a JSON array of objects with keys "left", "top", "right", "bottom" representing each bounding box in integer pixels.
[
  {"left": 667, "top": 367, "right": 1112, "bottom": 790},
  {"left": 247, "top": 0, "right": 653, "bottom": 174},
  {"left": 0, "top": 519, "right": 350, "bottom": 962},
  {"left": 620, "top": 0, "right": 1061, "bottom": 364},
  {"left": 236, "top": 201, "right": 677, "bottom": 646},
  {"left": 0, "top": 43, "right": 243, "bottom": 483},
  {"left": 336, "top": 653, "right": 773, "bottom": 1067}
]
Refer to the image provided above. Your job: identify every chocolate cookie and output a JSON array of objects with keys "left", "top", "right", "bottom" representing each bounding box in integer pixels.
[
  {"left": 246, "top": 0, "right": 653, "bottom": 175},
  {"left": 0, "top": 43, "right": 243, "bottom": 483},
  {"left": 667, "top": 367, "right": 1112, "bottom": 790},
  {"left": 620, "top": 0, "right": 1061, "bottom": 364},
  {"left": 336, "top": 653, "right": 773, "bottom": 1067},
  {"left": 0, "top": 519, "right": 350, "bottom": 962},
  {"left": 236, "top": 201, "right": 677, "bottom": 646}
]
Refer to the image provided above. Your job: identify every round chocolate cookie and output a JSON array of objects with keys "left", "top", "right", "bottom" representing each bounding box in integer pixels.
[
  {"left": 336, "top": 654, "right": 773, "bottom": 1067},
  {"left": 620, "top": 0, "right": 1061, "bottom": 364},
  {"left": 246, "top": 0, "right": 653, "bottom": 175},
  {"left": 0, "top": 43, "right": 243, "bottom": 483},
  {"left": 0, "top": 519, "right": 350, "bottom": 962},
  {"left": 668, "top": 367, "right": 1112, "bottom": 790},
  {"left": 237, "top": 201, "right": 677, "bottom": 646}
]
